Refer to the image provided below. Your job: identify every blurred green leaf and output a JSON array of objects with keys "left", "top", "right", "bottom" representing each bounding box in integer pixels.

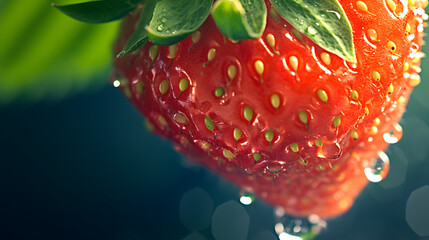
[
  {"left": 0, "top": 0, "right": 120, "bottom": 104},
  {"left": 53, "top": 0, "right": 139, "bottom": 24}
]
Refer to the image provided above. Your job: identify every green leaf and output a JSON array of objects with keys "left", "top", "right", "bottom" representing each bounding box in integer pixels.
[
  {"left": 0, "top": 0, "right": 119, "bottom": 104},
  {"left": 117, "top": 0, "right": 157, "bottom": 57},
  {"left": 270, "top": 0, "right": 356, "bottom": 62},
  {"left": 147, "top": 0, "right": 213, "bottom": 46},
  {"left": 212, "top": 0, "right": 267, "bottom": 41},
  {"left": 53, "top": 0, "right": 140, "bottom": 23}
]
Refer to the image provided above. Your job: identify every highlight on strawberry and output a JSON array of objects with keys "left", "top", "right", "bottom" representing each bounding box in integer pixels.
[{"left": 54, "top": 0, "right": 428, "bottom": 222}]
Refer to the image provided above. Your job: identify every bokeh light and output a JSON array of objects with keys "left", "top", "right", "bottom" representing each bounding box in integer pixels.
[
  {"left": 406, "top": 185, "right": 429, "bottom": 237},
  {"left": 212, "top": 201, "right": 249, "bottom": 240},
  {"left": 180, "top": 188, "right": 213, "bottom": 231}
]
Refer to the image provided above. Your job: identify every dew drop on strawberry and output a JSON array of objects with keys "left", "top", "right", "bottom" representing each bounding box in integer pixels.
[
  {"left": 383, "top": 123, "right": 403, "bottom": 144},
  {"left": 364, "top": 151, "right": 390, "bottom": 183},
  {"left": 317, "top": 141, "right": 343, "bottom": 160}
]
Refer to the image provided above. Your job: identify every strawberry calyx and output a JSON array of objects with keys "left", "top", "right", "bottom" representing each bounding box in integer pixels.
[{"left": 54, "top": 0, "right": 356, "bottom": 62}]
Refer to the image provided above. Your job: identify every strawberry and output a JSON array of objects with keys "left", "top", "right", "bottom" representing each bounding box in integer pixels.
[{"left": 56, "top": 0, "right": 427, "bottom": 219}]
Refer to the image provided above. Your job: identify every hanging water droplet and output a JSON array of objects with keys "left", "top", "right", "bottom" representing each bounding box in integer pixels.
[
  {"left": 275, "top": 212, "right": 327, "bottom": 240},
  {"left": 157, "top": 25, "right": 164, "bottom": 31},
  {"left": 364, "top": 151, "right": 390, "bottom": 182},
  {"left": 383, "top": 123, "right": 403, "bottom": 144},
  {"left": 239, "top": 191, "right": 255, "bottom": 205}
]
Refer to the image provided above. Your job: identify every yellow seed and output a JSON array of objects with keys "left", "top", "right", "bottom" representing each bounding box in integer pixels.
[
  {"left": 179, "top": 78, "right": 189, "bottom": 92},
  {"left": 200, "top": 141, "right": 210, "bottom": 151},
  {"left": 270, "top": 93, "right": 280, "bottom": 108},
  {"left": 265, "top": 129, "right": 274, "bottom": 142},
  {"left": 387, "top": 83, "right": 394, "bottom": 94},
  {"left": 180, "top": 136, "right": 189, "bottom": 146},
  {"left": 298, "top": 111, "right": 308, "bottom": 124},
  {"left": 365, "top": 106, "right": 370, "bottom": 116},
  {"left": 317, "top": 89, "right": 328, "bottom": 102},
  {"left": 398, "top": 96, "right": 406, "bottom": 104},
  {"left": 290, "top": 143, "right": 299, "bottom": 153},
  {"left": 404, "top": 62, "right": 410, "bottom": 72},
  {"left": 320, "top": 52, "right": 331, "bottom": 65},
  {"left": 253, "top": 153, "right": 261, "bottom": 161},
  {"left": 298, "top": 158, "right": 308, "bottom": 166},
  {"left": 205, "top": 116, "right": 214, "bottom": 131},
  {"left": 406, "top": 23, "right": 411, "bottom": 33},
  {"left": 316, "top": 164, "right": 325, "bottom": 171},
  {"left": 149, "top": 45, "right": 159, "bottom": 62},
  {"left": 351, "top": 90, "right": 359, "bottom": 100},
  {"left": 289, "top": 56, "right": 299, "bottom": 71},
  {"left": 158, "top": 115, "right": 168, "bottom": 126},
  {"left": 356, "top": 1, "right": 368, "bottom": 12},
  {"left": 135, "top": 81, "right": 144, "bottom": 94},
  {"left": 367, "top": 29, "right": 378, "bottom": 41},
  {"left": 371, "top": 126, "right": 378, "bottom": 135},
  {"left": 228, "top": 65, "right": 237, "bottom": 80},
  {"left": 192, "top": 31, "right": 201, "bottom": 43},
  {"left": 215, "top": 87, "right": 225, "bottom": 97},
  {"left": 266, "top": 33, "right": 276, "bottom": 50},
  {"left": 409, "top": 74, "right": 421, "bottom": 87},
  {"left": 387, "top": 41, "right": 397, "bottom": 52},
  {"left": 254, "top": 60, "right": 264, "bottom": 75},
  {"left": 159, "top": 79, "right": 169, "bottom": 95},
  {"left": 174, "top": 113, "right": 188, "bottom": 124},
  {"left": 371, "top": 71, "right": 381, "bottom": 81},
  {"left": 386, "top": 0, "right": 397, "bottom": 13},
  {"left": 315, "top": 138, "right": 323, "bottom": 147},
  {"left": 123, "top": 86, "right": 132, "bottom": 98},
  {"left": 243, "top": 106, "right": 253, "bottom": 122},
  {"left": 168, "top": 44, "right": 178, "bottom": 59},
  {"left": 351, "top": 129, "right": 359, "bottom": 140},
  {"left": 373, "top": 118, "right": 381, "bottom": 127},
  {"left": 207, "top": 48, "right": 216, "bottom": 62},
  {"left": 333, "top": 115, "right": 341, "bottom": 127},
  {"left": 233, "top": 128, "right": 242, "bottom": 141},
  {"left": 144, "top": 119, "right": 155, "bottom": 132},
  {"left": 223, "top": 149, "right": 235, "bottom": 159}
]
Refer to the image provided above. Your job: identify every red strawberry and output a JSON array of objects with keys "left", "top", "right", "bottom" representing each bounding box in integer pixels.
[{"left": 109, "top": 0, "right": 428, "bottom": 219}]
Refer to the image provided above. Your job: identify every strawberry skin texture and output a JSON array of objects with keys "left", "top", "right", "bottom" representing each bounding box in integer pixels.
[{"left": 113, "top": 0, "right": 427, "bottom": 218}]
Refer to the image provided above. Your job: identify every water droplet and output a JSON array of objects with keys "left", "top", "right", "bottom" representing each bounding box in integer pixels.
[
  {"left": 307, "top": 26, "right": 317, "bottom": 35},
  {"left": 157, "top": 25, "right": 164, "bottom": 31},
  {"left": 364, "top": 151, "right": 390, "bottom": 182},
  {"left": 383, "top": 123, "right": 403, "bottom": 144},
  {"left": 266, "top": 162, "right": 284, "bottom": 174},
  {"left": 317, "top": 141, "right": 342, "bottom": 160},
  {"left": 239, "top": 191, "right": 255, "bottom": 205},
  {"left": 274, "top": 213, "right": 327, "bottom": 240},
  {"left": 161, "top": 17, "right": 167, "bottom": 23}
]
